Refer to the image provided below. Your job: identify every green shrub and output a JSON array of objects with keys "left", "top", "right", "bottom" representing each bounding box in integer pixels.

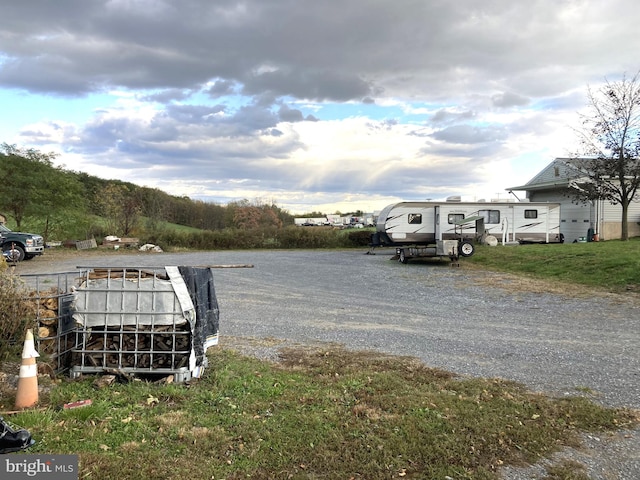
[
  {"left": 345, "top": 229, "right": 373, "bottom": 246},
  {"left": 145, "top": 226, "right": 372, "bottom": 251}
]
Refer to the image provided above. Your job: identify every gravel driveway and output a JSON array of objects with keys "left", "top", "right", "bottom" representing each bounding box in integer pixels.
[{"left": 14, "top": 248, "right": 640, "bottom": 478}]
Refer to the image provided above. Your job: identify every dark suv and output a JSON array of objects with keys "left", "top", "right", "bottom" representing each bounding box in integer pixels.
[{"left": 0, "top": 224, "right": 44, "bottom": 261}]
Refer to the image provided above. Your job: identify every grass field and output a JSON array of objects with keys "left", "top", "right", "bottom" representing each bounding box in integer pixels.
[{"left": 466, "top": 238, "right": 640, "bottom": 294}]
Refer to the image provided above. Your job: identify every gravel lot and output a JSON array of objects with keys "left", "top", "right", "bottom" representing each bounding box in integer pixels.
[{"left": 14, "top": 248, "right": 640, "bottom": 478}]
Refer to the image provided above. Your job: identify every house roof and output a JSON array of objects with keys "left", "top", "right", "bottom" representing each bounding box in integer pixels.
[{"left": 506, "top": 157, "right": 583, "bottom": 191}]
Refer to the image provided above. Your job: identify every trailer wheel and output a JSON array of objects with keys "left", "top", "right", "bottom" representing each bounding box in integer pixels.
[
  {"left": 398, "top": 249, "right": 408, "bottom": 264},
  {"left": 459, "top": 241, "right": 475, "bottom": 257}
]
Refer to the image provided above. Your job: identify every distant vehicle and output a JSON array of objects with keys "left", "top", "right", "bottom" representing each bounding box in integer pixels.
[{"left": 0, "top": 224, "right": 44, "bottom": 262}]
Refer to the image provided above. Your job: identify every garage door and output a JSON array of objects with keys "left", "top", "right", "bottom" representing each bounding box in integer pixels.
[{"left": 560, "top": 201, "right": 591, "bottom": 242}]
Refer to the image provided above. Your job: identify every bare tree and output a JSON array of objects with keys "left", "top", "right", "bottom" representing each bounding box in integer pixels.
[{"left": 567, "top": 72, "right": 640, "bottom": 240}]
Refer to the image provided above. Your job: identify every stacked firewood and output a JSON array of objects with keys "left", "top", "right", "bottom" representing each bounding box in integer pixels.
[
  {"left": 75, "top": 324, "right": 191, "bottom": 370},
  {"left": 88, "top": 268, "right": 168, "bottom": 280},
  {"left": 71, "top": 268, "right": 192, "bottom": 372},
  {"left": 21, "top": 288, "right": 74, "bottom": 356},
  {"left": 13, "top": 287, "right": 77, "bottom": 372},
  {"left": 35, "top": 291, "right": 60, "bottom": 349}
]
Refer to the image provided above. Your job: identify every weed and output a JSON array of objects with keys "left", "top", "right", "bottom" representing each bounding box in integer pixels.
[
  {"left": 0, "top": 269, "right": 37, "bottom": 361},
  {"left": 544, "top": 459, "right": 590, "bottom": 480}
]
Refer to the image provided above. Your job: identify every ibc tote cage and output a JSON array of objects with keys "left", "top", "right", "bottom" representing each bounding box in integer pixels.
[{"left": 71, "top": 266, "right": 219, "bottom": 383}]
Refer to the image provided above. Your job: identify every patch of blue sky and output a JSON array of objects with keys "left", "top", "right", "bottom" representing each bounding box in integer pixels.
[
  {"left": 166, "top": 88, "right": 248, "bottom": 113},
  {"left": 173, "top": 88, "right": 433, "bottom": 125},
  {"left": 509, "top": 150, "right": 553, "bottom": 181},
  {"left": 0, "top": 90, "right": 116, "bottom": 134},
  {"left": 295, "top": 100, "right": 415, "bottom": 123}
]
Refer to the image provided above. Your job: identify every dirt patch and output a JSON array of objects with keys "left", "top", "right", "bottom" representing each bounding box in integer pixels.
[{"left": 218, "top": 335, "right": 335, "bottom": 363}]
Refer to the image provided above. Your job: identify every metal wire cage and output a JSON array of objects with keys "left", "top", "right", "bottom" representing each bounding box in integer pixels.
[
  {"left": 70, "top": 267, "right": 195, "bottom": 382},
  {"left": 19, "top": 271, "right": 82, "bottom": 373}
]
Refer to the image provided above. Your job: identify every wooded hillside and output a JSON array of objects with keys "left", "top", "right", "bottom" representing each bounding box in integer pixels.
[{"left": 0, "top": 144, "right": 294, "bottom": 242}]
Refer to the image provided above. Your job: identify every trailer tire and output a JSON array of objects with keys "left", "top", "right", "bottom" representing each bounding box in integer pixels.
[
  {"left": 459, "top": 241, "right": 475, "bottom": 257},
  {"left": 398, "top": 249, "right": 408, "bottom": 264}
]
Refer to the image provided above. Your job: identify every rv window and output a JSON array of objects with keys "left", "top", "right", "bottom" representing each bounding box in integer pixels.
[
  {"left": 448, "top": 214, "right": 464, "bottom": 224},
  {"left": 479, "top": 210, "right": 500, "bottom": 224},
  {"left": 408, "top": 213, "right": 422, "bottom": 224},
  {"left": 524, "top": 209, "right": 538, "bottom": 219}
]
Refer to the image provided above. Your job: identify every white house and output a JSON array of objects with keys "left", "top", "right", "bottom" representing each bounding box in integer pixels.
[{"left": 507, "top": 158, "right": 640, "bottom": 242}]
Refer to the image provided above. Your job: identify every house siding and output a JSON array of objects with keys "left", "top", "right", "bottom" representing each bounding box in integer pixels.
[
  {"left": 522, "top": 158, "right": 575, "bottom": 188},
  {"left": 511, "top": 158, "right": 640, "bottom": 241},
  {"left": 600, "top": 201, "right": 640, "bottom": 239}
]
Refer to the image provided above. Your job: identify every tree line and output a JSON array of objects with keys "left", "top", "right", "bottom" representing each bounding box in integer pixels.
[{"left": 0, "top": 143, "right": 295, "bottom": 242}]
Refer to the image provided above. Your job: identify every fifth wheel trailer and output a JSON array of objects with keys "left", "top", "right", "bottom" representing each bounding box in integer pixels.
[{"left": 370, "top": 201, "right": 562, "bottom": 263}]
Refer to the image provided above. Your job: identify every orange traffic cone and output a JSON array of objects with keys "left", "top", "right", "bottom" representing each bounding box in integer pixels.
[{"left": 15, "top": 329, "right": 40, "bottom": 409}]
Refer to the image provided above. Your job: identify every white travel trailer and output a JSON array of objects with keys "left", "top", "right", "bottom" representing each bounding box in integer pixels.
[{"left": 370, "top": 201, "right": 562, "bottom": 263}]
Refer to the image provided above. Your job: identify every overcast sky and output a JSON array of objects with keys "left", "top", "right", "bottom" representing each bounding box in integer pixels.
[{"left": 2, "top": 0, "right": 638, "bottom": 214}]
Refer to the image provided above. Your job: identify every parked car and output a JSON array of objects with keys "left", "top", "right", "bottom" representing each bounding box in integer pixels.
[{"left": 0, "top": 224, "right": 44, "bottom": 261}]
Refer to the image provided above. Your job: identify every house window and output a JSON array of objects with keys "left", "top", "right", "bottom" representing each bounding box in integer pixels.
[
  {"left": 479, "top": 209, "right": 500, "bottom": 224},
  {"left": 524, "top": 209, "right": 538, "bottom": 219},
  {"left": 554, "top": 166, "right": 560, "bottom": 177},
  {"left": 408, "top": 213, "right": 422, "bottom": 225},
  {"left": 448, "top": 214, "right": 465, "bottom": 224}
]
